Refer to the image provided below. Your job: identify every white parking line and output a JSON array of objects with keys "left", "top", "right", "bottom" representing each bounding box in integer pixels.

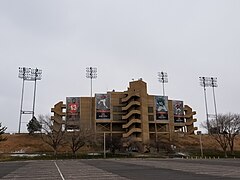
[{"left": 54, "top": 161, "right": 65, "bottom": 180}]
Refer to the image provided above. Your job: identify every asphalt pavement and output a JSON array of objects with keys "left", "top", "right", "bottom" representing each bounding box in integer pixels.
[{"left": 0, "top": 158, "right": 239, "bottom": 179}]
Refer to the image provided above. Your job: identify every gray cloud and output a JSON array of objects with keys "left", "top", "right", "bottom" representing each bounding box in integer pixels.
[{"left": 0, "top": 0, "right": 240, "bottom": 132}]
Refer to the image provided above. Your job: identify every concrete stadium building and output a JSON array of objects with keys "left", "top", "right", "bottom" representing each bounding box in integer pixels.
[{"left": 51, "top": 79, "right": 197, "bottom": 145}]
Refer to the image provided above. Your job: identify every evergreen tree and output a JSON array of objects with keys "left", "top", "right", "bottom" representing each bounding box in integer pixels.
[
  {"left": 0, "top": 123, "right": 7, "bottom": 142},
  {"left": 27, "top": 116, "right": 42, "bottom": 135}
]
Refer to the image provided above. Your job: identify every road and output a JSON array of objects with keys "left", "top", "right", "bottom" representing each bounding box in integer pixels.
[{"left": 0, "top": 158, "right": 240, "bottom": 179}]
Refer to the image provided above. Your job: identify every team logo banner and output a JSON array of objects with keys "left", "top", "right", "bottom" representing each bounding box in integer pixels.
[
  {"left": 155, "top": 96, "right": 168, "bottom": 120},
  {"left": 66, "top": 97, "right": 80, "bottom": 121},
  {"left": 173, "top": 100, "right": 184, "bottom": 123},
  {"left": 96, "top": 94, "right": 110, "bottom": 119}
]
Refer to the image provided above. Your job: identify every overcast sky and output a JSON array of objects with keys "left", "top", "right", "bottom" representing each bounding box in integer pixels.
[{"left": 1, "top": 0, "right": 240, "bottom": 133}]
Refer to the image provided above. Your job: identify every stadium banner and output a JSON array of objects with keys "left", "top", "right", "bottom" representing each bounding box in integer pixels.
[
  {"left": 173, "top": 100, "right": 184, "bottom": 123},
  {"left": 155, "top": 96, "right": 168, "bottom": 120},
  {"left": 66, "top": 97, "right": 80, "bottom": 121},
  {"left": 96, "top": 93, "right": 111, "bottom": 119}
]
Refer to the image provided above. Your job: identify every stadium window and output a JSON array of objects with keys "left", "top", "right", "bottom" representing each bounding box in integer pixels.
[{"left": 148, "top": 107, "right": 153, "bottom": 113}]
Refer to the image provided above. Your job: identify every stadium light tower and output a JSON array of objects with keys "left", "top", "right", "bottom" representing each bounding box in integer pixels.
[
  {"left": 199, "top": 76, "right": 218, "bottom": 133},
  {"left": 86, "top": 67, "right": 97, "bottom": 129},
  {"left": 210, "top": 77, "right": 218, "bottom": 122},
  {"left": 158, "top": 71, "right": 168, "bottom": 96},
  {"left": 31, "top": 68, "right": 42, "bottom": 118},
  {"left": 199, "top": 77, "right": 210, "bottom": 133},
  {"left": 18, "top": 67, "right": 42, "bottom": 133}
]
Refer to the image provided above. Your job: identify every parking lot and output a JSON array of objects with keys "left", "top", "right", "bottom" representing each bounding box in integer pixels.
[{"left": 0, "top": 158, "right": 240, "bottom": 179}]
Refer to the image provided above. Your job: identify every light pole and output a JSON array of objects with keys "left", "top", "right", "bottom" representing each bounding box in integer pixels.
[
  {"left": 199, "top": 77, "right": 210, "bottom": 133},
  {"left": 18, "top": 67, "right": 42, "bottom": 133},
  {"left": 86, "top": 67, "right": 97, "bottom": 129},
  {"left": 158, "top": 72, "right": 168, "bottom": 96},
  {"left": 210, "top": 77, "right": 218, "bottom": 125},
  {"left": 31, "top": 68, "right": 42, "bottom": 118},
  {"left": 103, "top": 132, "right": 106, "bottom": 158},
  {"left": 197, "top": 131, "right": 203, "bottom": 158},
  {"left": 199, "top": 77, "right": 218, "bottom": 133}
]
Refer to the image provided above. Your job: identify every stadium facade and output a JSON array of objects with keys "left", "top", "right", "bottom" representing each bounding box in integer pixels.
[{"left": 51, "top": 79, "right": 197, "bottom": 144}]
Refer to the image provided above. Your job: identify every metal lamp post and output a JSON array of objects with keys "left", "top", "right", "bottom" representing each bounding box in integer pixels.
[
  {"left": 103, "top": 132, "right": 106, "bottom": 158},
  {"left": 197, "top": 131, "right": 203, "bottom": 158},
  {"left": 18, "top": 67, "right": 42, "bottom": 133},
  {"left": 158, "top": 72, "right": 168, "bottom": 96}
]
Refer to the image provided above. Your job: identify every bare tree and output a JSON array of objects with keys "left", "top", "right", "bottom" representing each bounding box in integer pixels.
[
  {"left": 105, "top": 135, "right": 122, "bottom": 154},
  {"left": 121, "top": 137, "right": 143, "bottom": 152},
  {"left": 211, "top": 116, "right": 228, "bottom": 157},
  {"left": 202, "top": 113, "right": 240, "bottom": 157},
  {"left": 223, "top": 113, "right": 240, "bottom": 155},
  {"left": 0, "top": 123, "right": 7, "bottom": 142},
  {"left": 66, "top": 128, "right": 93, "bottom": 157},
  {"left": 39, "top": 115, "right": 65, "bottom": 156},
  {"left": 150, "top": 134, "right": 173, "bottom": 154}
]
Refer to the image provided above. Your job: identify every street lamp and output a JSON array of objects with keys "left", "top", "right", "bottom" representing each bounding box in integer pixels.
[
  {"left": 103, "top": 132, "right": 106, "bottom": 158},
  {"left": 18, "top": 67, "right": 42, "bottom": 133},
  {"left": 158, "top": 72, "right": 168, "bottom": 96},
  {"left": 197, "top": 131, "right": 203, "bottom": 158},
  {"left": 86, "top": 67, "right": 97, "bottom": 129}
]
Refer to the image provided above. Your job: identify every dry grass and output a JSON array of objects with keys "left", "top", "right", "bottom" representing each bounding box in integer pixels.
[
  {"left": 0, "top": 133, "right": 51, "bottom": 153},
  {"left": 0, "top": 133, "right": 240, "bottom": 154}
]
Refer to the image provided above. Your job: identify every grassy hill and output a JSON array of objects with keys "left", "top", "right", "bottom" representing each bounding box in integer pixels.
[{"left": 0, "top": 133, "right": 240, "bottom": 158}]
